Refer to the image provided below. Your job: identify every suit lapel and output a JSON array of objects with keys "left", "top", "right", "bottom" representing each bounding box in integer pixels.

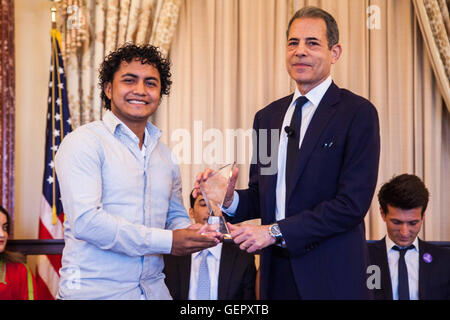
[
  {"left": 377, "top": 238, "right": 393, "bottom": 300},
  {"left": 418, "top": 239, "right": 429, "bottom": 300},
  {"left": 272, "top": 94, "right": 294, "bottom": 134},
  {"left": 286, "top": 83, "right": 340, "bottom": 203},
  {"left": 372, "top": 237, "right": 392, "bottom": 300},
  {"left": 217, "top": 243, "right": 237, "bottom": 300}
]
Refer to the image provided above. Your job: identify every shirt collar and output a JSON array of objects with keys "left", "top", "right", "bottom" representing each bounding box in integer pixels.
[
  {"left": 102, "top": 110, "right": 162, "bottom": 144},
  {"left": 292, "top": 75, "right": 332, "bottom": 107},
  {"left": 386, "top": 236, "right": 419, "bottom": 252},
  {"left": 193, "top": 242, "right": 223, "bottom": 260}
]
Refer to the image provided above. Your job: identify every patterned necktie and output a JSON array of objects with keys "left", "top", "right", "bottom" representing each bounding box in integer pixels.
[
  {"left": 392, "top": 245, "right": 415, "bottom": 300},
  {"left": 196, "top": 250, "right": 211, "bottom": 300},
  {"left": 286, "top": 96, "right": 309, "bottom": 196}
]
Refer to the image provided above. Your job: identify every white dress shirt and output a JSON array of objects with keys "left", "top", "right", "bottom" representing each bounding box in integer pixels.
[
  {"left": 223, "top": 77, "right": 332, "bottom": 218},
  {"left": 188, "top": 243, "right": 223, "bottom": 300},
  {"left": 386, "top": 236, "right": 419, "bottom": 300},
  {"left": 275, "top": 76, "right": 332, "bottom": 221}
]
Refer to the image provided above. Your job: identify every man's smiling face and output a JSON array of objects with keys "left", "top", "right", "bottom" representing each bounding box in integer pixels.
[
  {"left": 285, "top": 17, "right": 341, "bottom": 94},
  {"left": 104, "top": 58, "right": 162, "bottom": 128}
]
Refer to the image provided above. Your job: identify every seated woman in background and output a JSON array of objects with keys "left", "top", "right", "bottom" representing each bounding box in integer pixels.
[{"left": 0, "top": 205, "right": 37, "bottom": 300}]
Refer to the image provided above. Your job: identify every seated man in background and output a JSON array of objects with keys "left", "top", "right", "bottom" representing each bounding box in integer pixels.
[
  {"left": 0, "top": 205, "right": 37, "bottom": 300},
  {"left": 368, "top": 174, "right": 450, "bottom": 300},
  {"left": 164, "top": 190, "right": 257, "bottom": 300}
]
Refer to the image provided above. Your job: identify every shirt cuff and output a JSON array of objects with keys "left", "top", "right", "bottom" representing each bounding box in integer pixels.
[
  {"left": 148, "top": 228, "right": 173, "bottom": 254},
  {"left": 220, "top": 191, "right": 239, "bottom": 217}
]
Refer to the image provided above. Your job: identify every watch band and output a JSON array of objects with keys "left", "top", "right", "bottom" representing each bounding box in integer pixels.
[{"left": 269, "top": 223, "right": 283, "bottom": 241}]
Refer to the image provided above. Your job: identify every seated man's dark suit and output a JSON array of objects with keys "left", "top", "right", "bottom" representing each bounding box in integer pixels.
[
  {"left": 228, "top": 82, "right": 380, "bottom": 299},
  {"left": 368, "top": 238, "right": 450, "bottom": 300},
  {"left": 163, "top": 242, "right": 256, "bottom": 300}
]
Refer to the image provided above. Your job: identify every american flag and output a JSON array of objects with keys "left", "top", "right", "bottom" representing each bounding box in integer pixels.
[{"left": 36, "top": 29, "right": 72, "bottom": 300}]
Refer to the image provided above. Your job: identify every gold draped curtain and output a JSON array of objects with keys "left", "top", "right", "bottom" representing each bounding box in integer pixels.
[
  {"left": 54, "top": 0, "right": 182, "bottom": 128},
  {"left": 0, "top": 0, "right": 15, "bottom": 235},
  {"left": 413, "top": 0, "right": 450, "bottom": 110}
]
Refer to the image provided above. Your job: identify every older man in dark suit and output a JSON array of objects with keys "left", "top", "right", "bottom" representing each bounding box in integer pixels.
[
  {"left": 163, "top": 191, "right": 256, "bottom": 300},
  {"left": 368, "top": 174, "right": 450, "bottom": 300},
  {"left": 195, "top": 6, "right": 380, "bottom": 299}
]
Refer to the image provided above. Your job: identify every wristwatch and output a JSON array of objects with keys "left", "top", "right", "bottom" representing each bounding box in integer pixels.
[{"left": 268, "top": 223, "right": 283, "bottom": 243}]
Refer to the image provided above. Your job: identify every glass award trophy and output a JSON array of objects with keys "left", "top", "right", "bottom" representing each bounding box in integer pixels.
[{"left": 199, "top": 162, "right": 236, "bottom": 242}]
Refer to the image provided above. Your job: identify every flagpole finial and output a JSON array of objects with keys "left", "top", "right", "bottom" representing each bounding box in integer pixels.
[
  {"left": 51, "top": 7, "right": 57, "bottom": 28},
  {"left": 49, "top": 0, "right": 61, "bottom": 29}
]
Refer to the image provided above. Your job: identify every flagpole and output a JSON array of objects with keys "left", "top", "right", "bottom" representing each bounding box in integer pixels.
[{"left": 50, "top": 0, "right": 60, "bottom": 225}]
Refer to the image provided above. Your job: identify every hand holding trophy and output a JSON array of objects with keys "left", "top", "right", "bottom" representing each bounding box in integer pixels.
[{"left": 195, "top": 162, "right": 239, "bottom": 242}]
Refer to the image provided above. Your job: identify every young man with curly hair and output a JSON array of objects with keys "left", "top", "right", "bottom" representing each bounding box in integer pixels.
[{"left": 55, "top": 44, "right": 221, "bottom": 300}]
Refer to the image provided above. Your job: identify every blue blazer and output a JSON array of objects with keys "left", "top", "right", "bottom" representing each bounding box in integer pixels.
[{"left": 229, "top": 82, "right": 380, "bottom": 299}]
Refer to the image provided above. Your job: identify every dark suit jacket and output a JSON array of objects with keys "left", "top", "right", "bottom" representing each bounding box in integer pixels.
[
  {"left": 228, "top": 82, "right": 380, "bottom": 299},
  {"left": 163, "top": 243, "right": 256, "bottom": 300},
  {"left": 368, "top": 238, "right": 450, "bottom": 300}
]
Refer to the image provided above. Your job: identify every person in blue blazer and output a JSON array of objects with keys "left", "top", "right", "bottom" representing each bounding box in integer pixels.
[{"left": 195, "top": 6, "right": 380, "bottom": 299}]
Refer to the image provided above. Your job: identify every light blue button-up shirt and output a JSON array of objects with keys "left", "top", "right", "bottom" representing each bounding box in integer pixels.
[{"left": 55, "top": 111, "right": 191, "bottom": 300}]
